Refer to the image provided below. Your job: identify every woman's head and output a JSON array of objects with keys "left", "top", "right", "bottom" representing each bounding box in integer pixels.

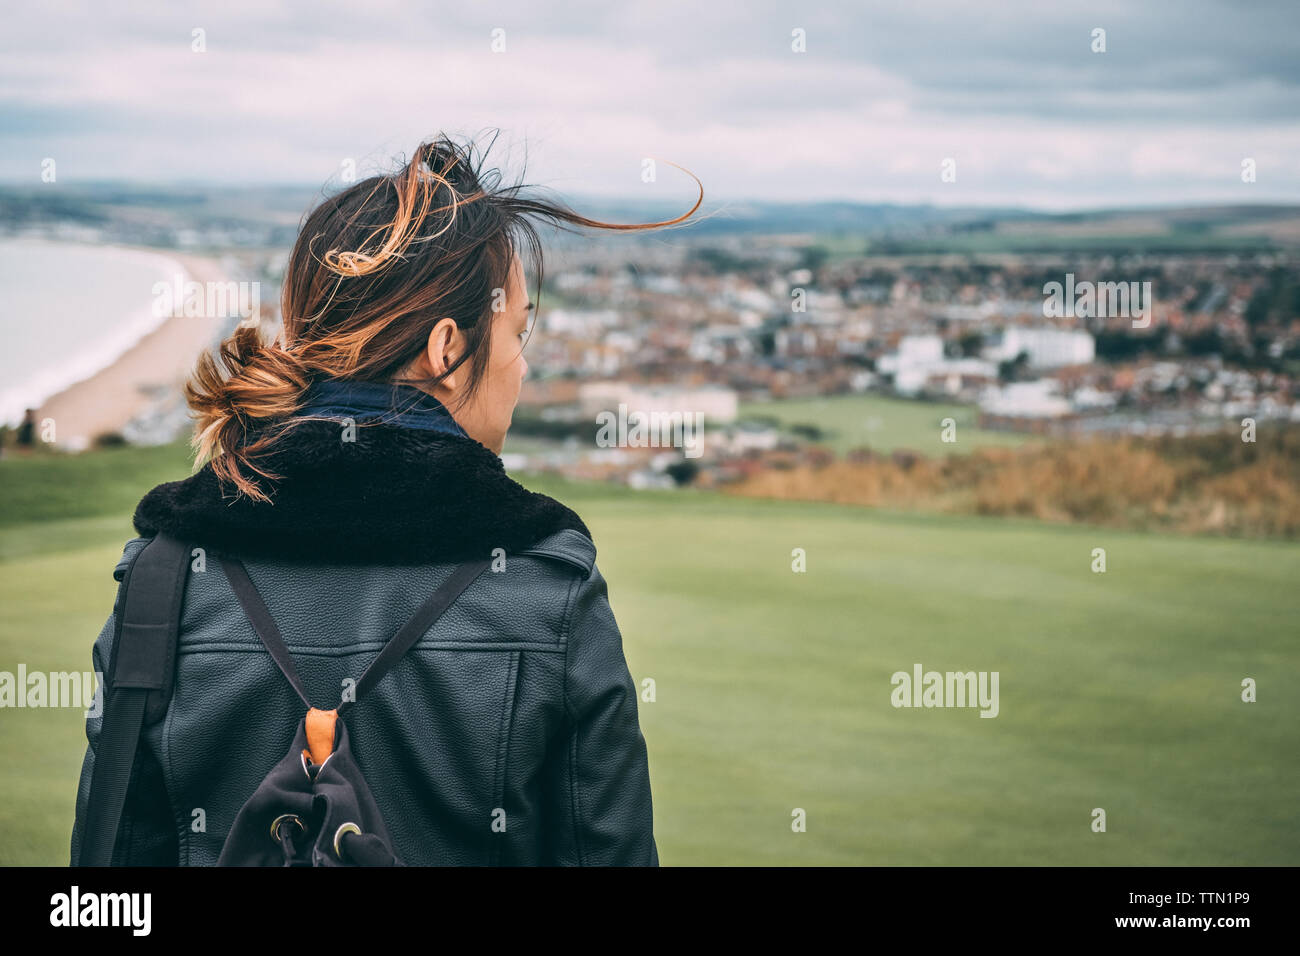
[
  {"left": 187, "top": 132, "right": 701, "bottom": 501},
  {"left": 414, "top": 250, "right": 532, "bottom": 456}
]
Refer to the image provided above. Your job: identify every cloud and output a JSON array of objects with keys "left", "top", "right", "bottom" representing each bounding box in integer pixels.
[{"left": 0, "top": 0, "right": 1296, "bottom": 207}]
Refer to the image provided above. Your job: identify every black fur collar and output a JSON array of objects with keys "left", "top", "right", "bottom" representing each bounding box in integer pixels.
[{"left": 133, "top": 419, "right": 592, "bottom": 564}]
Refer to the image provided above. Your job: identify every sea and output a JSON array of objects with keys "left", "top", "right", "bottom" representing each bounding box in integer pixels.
[{"left": 0, "top": 238, "right": 188, "bottom": 425}]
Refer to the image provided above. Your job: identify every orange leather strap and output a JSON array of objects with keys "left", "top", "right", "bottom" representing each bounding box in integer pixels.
[{"left": 304, "top": 707, "right": 338, "bottom": 766}]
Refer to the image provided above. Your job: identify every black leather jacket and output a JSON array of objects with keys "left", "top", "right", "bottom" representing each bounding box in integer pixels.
[{"left": 69, "top": 417, "right": 658, "bottom": 866}]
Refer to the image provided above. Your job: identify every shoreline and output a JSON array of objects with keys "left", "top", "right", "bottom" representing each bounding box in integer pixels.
[
  {"left": 34, "top": 252, "right": 234, "bottom": 449},
  {"left": 0, "top": 239, "right": 191, "bottom": 425}
]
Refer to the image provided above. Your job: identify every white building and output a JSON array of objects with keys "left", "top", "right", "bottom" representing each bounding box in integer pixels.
[
  {"left": 979, "top": 380, "right": 1073, "bottom": 418},
  {"left": 877, "top": 335, "right": 997, "bottom": 397},
  {"left": 982, "top": 328, "right": 1095, "bottom": 368},
  {"left": 689, "top": 326, "right": 755, "bottom": 364},
  {"left": 578, "top": 382, "right": 738, "bottom": 423},
  {"left": 542, "top": 308, "right": 621, "bottom": 336},
  {"left": 716, "top": 422, "right": 780, "bottom": 455},
  {"left": 1072, "top": 386, "right": 1118, "bottom": 411},
  {"left": 878, "top": 334, "right": 944, "bottom": 370}
]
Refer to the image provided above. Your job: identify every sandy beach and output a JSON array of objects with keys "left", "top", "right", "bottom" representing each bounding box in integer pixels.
[{"left": 34, "top": 254, "right": 234, "bottom": 449}]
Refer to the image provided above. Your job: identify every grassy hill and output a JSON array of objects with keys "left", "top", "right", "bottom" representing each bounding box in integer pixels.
[{"left": 1, "top": 442, "right": 1296, "bottom": 865}]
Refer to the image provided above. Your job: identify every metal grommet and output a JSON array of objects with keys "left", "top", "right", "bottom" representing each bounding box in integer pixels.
[
  {"left": 334, "top": 822, "right": 361, "bottom": 858},
  {"left": 270, "top": 813, "right": 307, "bottom": 842},
  {"left": 301, "top": 749, "right": 332, "bottom": 778}
]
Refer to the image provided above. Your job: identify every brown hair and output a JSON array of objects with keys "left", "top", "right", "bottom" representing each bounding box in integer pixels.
[{"left": 187, "top": 131, "right": 702, "bottom": 502}]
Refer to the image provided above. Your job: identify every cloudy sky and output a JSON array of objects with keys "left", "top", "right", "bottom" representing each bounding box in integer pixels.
[{"left": 2, "top": 0, "right": 1297, "bottom": 210}]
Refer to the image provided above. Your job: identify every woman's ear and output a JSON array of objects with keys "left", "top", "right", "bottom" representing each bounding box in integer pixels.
[{"left": 425, "top": 318, "right": 463, "bottom": 391}]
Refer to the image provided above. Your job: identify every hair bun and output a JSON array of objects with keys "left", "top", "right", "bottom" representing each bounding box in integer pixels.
[{"left": 185, "top": 322, "right": 310, "bottom": 501}]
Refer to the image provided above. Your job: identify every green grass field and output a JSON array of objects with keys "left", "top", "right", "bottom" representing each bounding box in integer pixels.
[
  {"left": 739, "top": 392, "right": 1035, "bottom": 455},
  {"left": 1, "top": 442, "right": 1297, "bottom": 865}
]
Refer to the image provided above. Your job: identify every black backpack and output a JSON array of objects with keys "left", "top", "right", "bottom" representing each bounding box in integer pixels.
[{"left": 78, "top": 532, "right": 490, "bottom": 867}]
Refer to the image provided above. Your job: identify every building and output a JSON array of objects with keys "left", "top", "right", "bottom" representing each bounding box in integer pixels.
[
  {"left": 981, "top": 327, "right": 1095, "bottom": 369},
  {"left": 979, "top": 379, "right": 1074, "bottom": 419},
  {"left": 877, "top": 334, "right": 998, "bottom": 397},
  {"left": 578, "top": 382, "right": 739, "bottom": 423}
]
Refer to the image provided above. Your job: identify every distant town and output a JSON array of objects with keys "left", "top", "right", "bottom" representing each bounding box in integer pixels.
[{"left": 3, "top": 185, "right": 1297, "bottom": 490}]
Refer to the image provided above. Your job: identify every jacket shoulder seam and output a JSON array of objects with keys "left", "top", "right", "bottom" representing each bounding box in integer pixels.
[{"left": 514, "top": 529, "right": 595, "bottom": 579}]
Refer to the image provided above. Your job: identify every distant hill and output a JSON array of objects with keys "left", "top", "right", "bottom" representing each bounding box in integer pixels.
[{"left": 1, "top": 182, "right": 1297, "bottom": 251}]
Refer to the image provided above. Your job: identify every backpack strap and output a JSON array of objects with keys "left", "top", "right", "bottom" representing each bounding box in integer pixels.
[
  {"left": 220, "top": 558, "right": 314, "bottom": 709},
  {"left": 218, "top": 555, "right": 494, "bottom": 722},
  {"left": 340, "top": 557, "right": 493, "bottom": 715},
  {"left": 80, "top": 532, "right": 191, "bottom": 867}
]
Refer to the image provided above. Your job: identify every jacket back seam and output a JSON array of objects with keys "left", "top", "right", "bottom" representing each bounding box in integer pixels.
[
  {"left": 161, "top": 690, "right": 187, "bottom": 865},
  {"left": 558, "top": 570, "right": 585, "bottom": 864},
  {"left": 489, "top": 649, "right": 521, "bottom": 865}
]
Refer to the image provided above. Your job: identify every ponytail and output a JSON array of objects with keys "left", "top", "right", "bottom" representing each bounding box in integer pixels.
[{"left": 186, "top": 323, "right": 310, "bottom": 503}]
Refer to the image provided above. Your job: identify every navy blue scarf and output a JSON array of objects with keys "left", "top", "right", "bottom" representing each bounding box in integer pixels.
[{"left": 293, "top": 380, "right": 469, "bottom": 438}]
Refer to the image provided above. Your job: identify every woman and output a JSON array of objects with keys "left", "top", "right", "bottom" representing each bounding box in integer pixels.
[{"left": 70, "top": 134, "right": 700, "bottom": 866}]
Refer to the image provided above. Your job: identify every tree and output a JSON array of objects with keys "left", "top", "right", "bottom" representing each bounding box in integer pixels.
[
  {"left": 665, "top": 460, "right": 699, "bottom": 486},
  {"left": 798, "top": 245, "right": 830, "bottom": 275},
  {"left": 958, "top": 330, "right": 984, "bottom": 357},
  {"left": 998, "top": 350, "right": 1030, "bottom": 383}
]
